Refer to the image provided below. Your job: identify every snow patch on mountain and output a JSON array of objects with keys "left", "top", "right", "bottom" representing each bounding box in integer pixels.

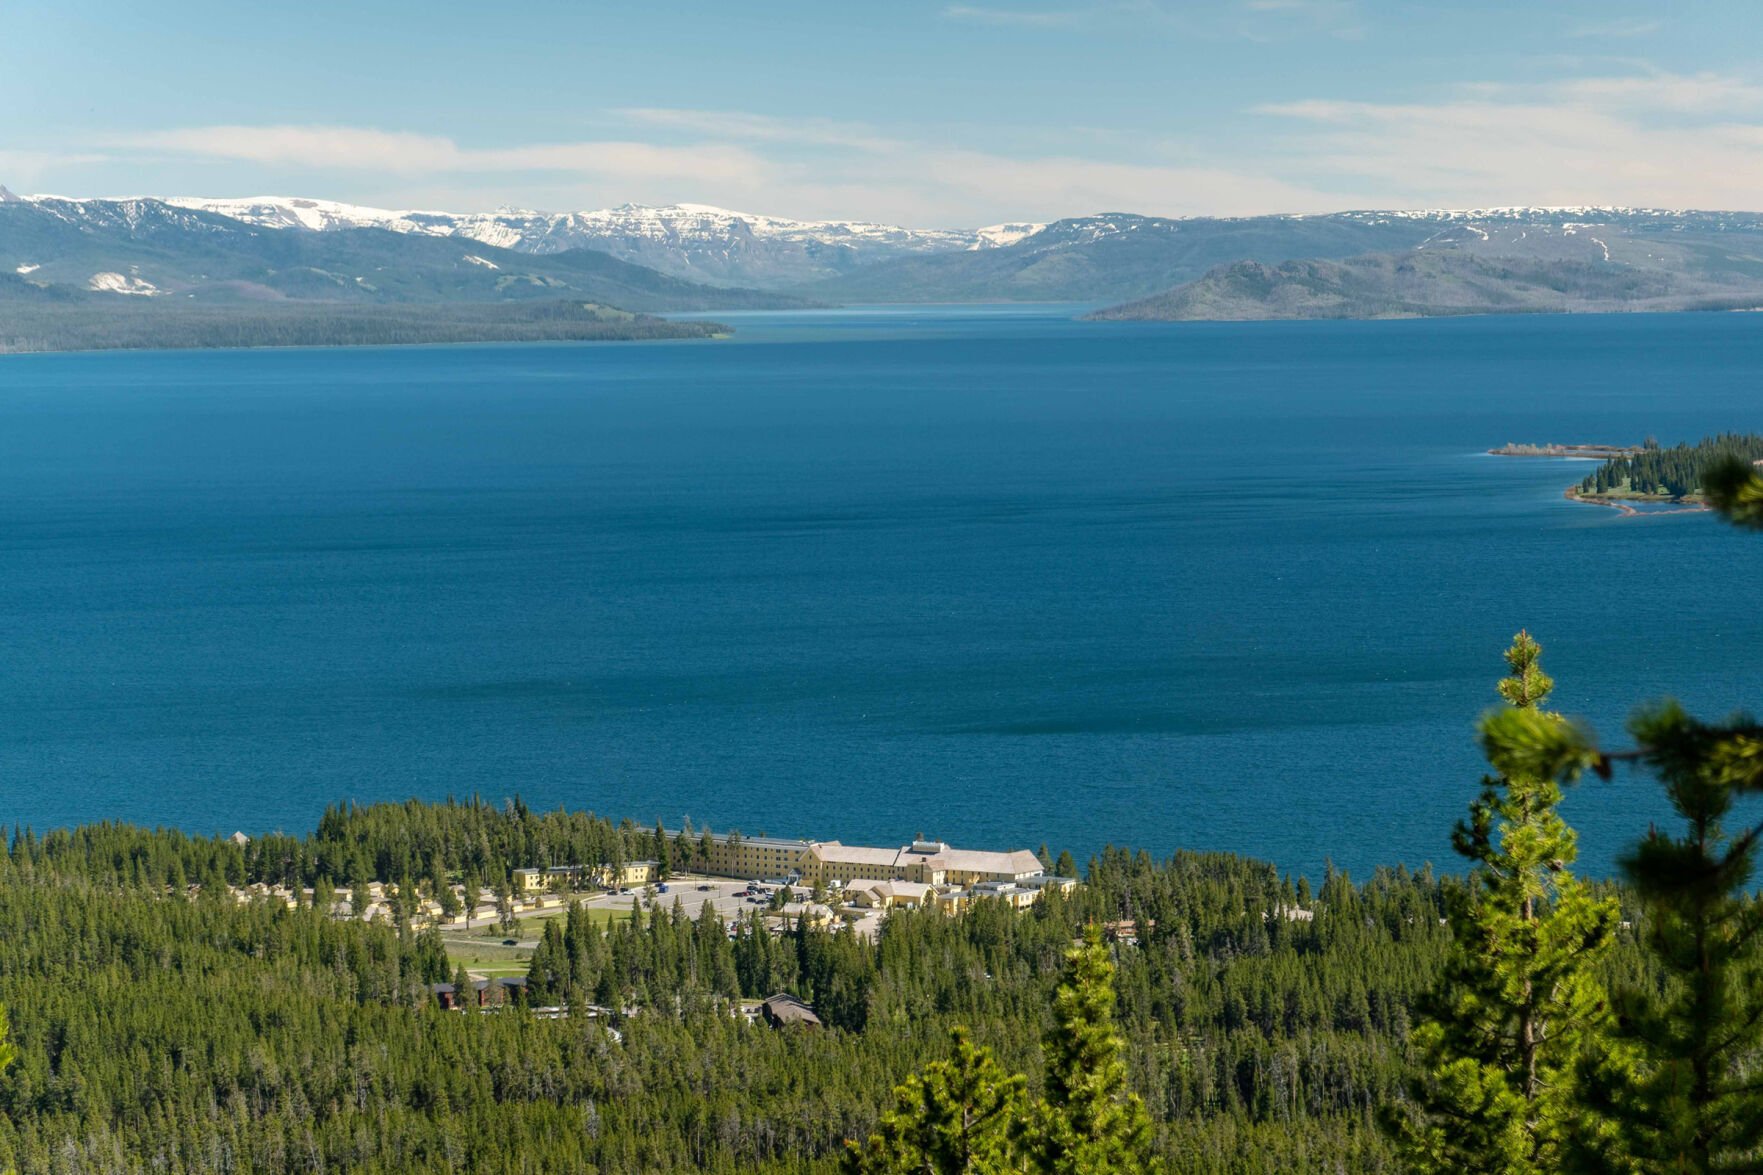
[
  {"left": 973, "top": 222, "right": 1045, "bottom": 248},
  {"left": 88, "top": 271, "right": 161, "bottom": 295},
  {"left": 161, "top": 195, "right": 1010, "bottom": 255},
  {"left": 166, "top": 196, "right": 441, "bottom": 234}
]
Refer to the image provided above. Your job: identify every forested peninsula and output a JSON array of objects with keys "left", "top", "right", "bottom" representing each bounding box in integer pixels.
[
  {"left": 0, "top": 299, "right": 725, "bottom": 355},
  {"left": 1573, "top": 432, "right": 1763, "bottom": 506}
]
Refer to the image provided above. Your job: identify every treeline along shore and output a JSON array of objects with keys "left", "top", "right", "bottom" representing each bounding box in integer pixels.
[{"left": 0, "top": 299, "right": 726, "bottom": 355}]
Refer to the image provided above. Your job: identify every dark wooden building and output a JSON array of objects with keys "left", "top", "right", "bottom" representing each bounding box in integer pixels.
[{"left": 759, "top": 993, "right": 822, "bottom": 1029}]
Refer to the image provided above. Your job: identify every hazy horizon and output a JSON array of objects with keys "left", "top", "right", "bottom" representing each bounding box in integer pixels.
[{"left": 6, "top": 1, "right": 1763, "bottom": 225}]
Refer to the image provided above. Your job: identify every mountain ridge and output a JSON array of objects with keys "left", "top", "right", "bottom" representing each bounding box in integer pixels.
[
  {"left": 16, "top": 186, "right": 1763, "bottom": 315},
  {"left": 1087, "top": 214, "right": 1763, "bottom": 321},
  {"left": 0, "top": 193, "right": 810, "bottom": 312},
  {"left": 148, "top": 194, "right": 1035, "bottom": 288}
]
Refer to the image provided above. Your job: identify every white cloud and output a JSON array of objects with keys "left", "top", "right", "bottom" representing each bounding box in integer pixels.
[
  {"left": 100, "top": 118, "right": 1269, "bottom": 223},
  {"left": 118, "top": 126, "right": 462, "bottom": 171},
  {"left": 1254, "top": 70, "right": 1763, "bottom": 209},
  {"left": 902, "top": 149, "right": 1355, "bottom": 218},
  {"left": 111, "top": 125, "right": 771, "bottom": 186},
  {"left": 1552, "top": 71, "right": 1763, "bottom": 114}
]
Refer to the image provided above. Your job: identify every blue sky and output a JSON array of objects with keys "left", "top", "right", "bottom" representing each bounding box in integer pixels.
[{"left": 3, "top": 1, "right": 1760, "bottom": 224}]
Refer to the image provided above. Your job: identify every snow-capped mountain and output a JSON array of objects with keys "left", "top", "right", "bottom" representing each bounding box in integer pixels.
[
  {"left": 0, "top": 191, "right": 814, "bottom": 311},
  {"left": 160, "top": 196, "right": 1037, "bottom": 288},
  {"left": 14, "top": 187, "right": 1763, "bottom": 306}
]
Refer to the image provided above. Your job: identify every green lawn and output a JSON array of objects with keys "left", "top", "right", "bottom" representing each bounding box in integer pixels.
[
  {"left": 441, "top": 902, "right": 640, "bottom": 972},
  {"left": 439, "top": 937, "right": 529, "bottom": 970}
]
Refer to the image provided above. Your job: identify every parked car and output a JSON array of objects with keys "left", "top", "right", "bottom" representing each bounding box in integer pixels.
[
  {"left": 697, "top": 884, "right": 713, "bottom": 892},
  {"left": 657, "top": 884, "right": 669, "bottom": 894}
]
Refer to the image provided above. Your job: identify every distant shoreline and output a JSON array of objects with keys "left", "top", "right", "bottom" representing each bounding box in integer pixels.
[
  {"left": 0, "top": 300, "right": 730, "bottom": 357},
  {"left": 0, "top": 332, "right": 729, "bottom": 360}
]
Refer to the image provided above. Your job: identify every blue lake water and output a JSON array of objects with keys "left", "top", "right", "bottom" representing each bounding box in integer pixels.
[{"left": 2, "top": 305, "right": 1762, "bottom": 881}]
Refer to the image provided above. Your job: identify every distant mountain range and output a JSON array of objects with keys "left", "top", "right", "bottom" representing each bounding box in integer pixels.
[
  {"left": 0, "top": 188, "right": 806, "bottom": 313},
  {"left": 1089, "top": 211, "right": 1763, "bottom": 320},
  {"left": 162, "top": 195, "right": 1043, "bottom": 288},
  {"left": 9, "top": 186, "right": 1763, "bottom": 338}
]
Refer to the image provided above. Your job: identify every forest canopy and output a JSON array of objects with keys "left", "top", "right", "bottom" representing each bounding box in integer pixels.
[{"left": 1577, "top": 432, "right": 1763, "bottom": 500}]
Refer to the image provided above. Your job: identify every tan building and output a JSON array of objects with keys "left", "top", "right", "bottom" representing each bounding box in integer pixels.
[
  {"left": 934, "top": 889, "right": 969, "bottom": 915},
  {"left": 848, "top": 879, "right": 935, "bottom": 910},
  {"left": 516, "top": 860, "right": 656, "bottom": 894},
  {"left": 806, "top": 844, "right": 906, "bottom": 886},
  {"left": 795, "top": 902, "right": 839, "bottom": 928},
  {"left": 661, "top": 830, "right": 1060, "bottom": 911},
  {"left": 804, "top": 839, "right": 1044, "bottom": 888},
  {"left": 969, "top": 879, "right": 1040, "bottom": 910},
  {"left": 590, "top": 860, "right": 657, "bottom": 889},
  {"left": 665, "top": 831, "right": 812, "bottom": 880}
]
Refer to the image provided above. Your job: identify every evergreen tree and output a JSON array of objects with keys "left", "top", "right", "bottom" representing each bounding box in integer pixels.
[
  {"left": 656, "top": 819, "right": 673, "bottom": 880},
  {"left": 0, "top": 1002, "right": 14, "bottom": 1079},
  {"left": 0, "top": 1001, "right": 12, "bottom": 1175},
  {"left": 1576, "top": 704, "right": 1763, "bottom": 1173},
  {"left": 461, "top": 873, "right": 481, "bottom": 919},
  {"left": 1027, "top": 925, "right": 1163, "bottom": 1175},
  {"left": 1386, "top": 632, "right": 1619, "bottom": 1175},
  {"left": 845, "top": 1028, "right": 1029, "bottom": 1175}
]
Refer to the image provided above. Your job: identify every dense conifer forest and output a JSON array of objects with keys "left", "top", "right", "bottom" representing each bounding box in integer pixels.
[{"left": 0, "top": 811, "right": 1467, "bottom": 1173}]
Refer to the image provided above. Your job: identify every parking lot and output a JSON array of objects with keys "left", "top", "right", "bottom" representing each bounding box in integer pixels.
[{"left": 572, "top": 874, "right": 885, "bottom": 938}]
